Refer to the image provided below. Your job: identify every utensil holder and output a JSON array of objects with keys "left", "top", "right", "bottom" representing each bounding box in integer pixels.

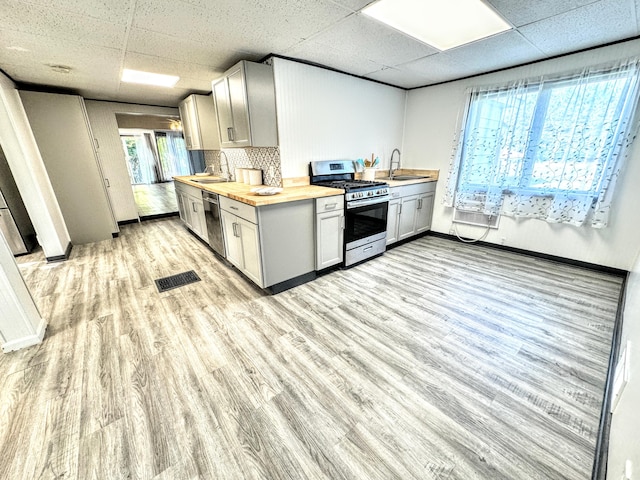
[
  {"left": 363, "top": 168, "right": 376, "bottom": 181},
  {"left": 248, "top": 169, "right": 262, "bottom": 185}
]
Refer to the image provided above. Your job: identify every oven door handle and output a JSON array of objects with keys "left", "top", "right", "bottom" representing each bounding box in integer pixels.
[{"left": 346, "top": 196, "right": 390, "bottom": 209}]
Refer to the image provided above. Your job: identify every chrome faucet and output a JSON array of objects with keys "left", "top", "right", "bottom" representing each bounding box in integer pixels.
[
  {"left": 219, "top": 150, "right": 231, "bottom": 182},
  {"left": 389, "top": 148, "right": 401, "bottom": 180}
]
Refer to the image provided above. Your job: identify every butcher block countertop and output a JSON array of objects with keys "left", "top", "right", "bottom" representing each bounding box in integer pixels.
[{"left": 174, "top": 175, "right": 344, "bottom": 207}]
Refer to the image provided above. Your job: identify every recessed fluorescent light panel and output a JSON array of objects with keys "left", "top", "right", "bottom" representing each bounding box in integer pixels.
[
  {"left": 362, "top": 0, "right": 511, "bottom": 51},
  {"left": 121, "top": 69, "right": 179, "bottom": 87}
]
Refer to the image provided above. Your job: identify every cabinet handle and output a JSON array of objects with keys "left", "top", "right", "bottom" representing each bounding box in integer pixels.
[
  {"left": 398, "top": 204, "right": 402, "bottom": 215},
  {"left": 105, "top": 178, "right": 110, "bottom": 188},
  {"left": 192, "top": 202, "right": 197, "bottom": 212},
  {"left": 232, "top": 222, "right": 239, "bottom": 237},
  {"left": 363, "top": 246, "right": 373, "bottom": 252},
  {"left": 325, "top": 203, "right": 337, "bottom": 210},
  {"left": 227, "top": 127, "right": 234, "bottom": 142},
  {"left": 418, "top": 199, "right": 423, "bottom": 209},
  {"left": 230, "top": 206, "right": 238, "bottom": 211}
]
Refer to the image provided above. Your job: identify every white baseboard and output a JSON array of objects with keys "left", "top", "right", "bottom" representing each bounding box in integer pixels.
[{"left": 2, "top": 317, "right": 47, "bottom": 353}]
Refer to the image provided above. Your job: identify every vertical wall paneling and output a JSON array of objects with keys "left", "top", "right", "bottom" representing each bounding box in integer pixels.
[{"left": 272, "top": 58, "right": 407, "bottom": 179}]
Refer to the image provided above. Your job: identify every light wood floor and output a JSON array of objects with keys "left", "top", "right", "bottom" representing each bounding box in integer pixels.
[
  {"left": 132, "top": 182, "right": 178, "bottom": 217},
  {"left": 3, "top": 218, "right": 622, "bottom": 480}
]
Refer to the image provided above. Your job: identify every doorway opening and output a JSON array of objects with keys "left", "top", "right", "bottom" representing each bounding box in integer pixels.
[{"left": 116, "top": 114, "right": 199, "bottom": 219}]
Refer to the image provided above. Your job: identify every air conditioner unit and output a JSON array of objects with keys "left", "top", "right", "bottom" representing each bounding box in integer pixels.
[{"left": 453, "top": 208, "right": 500, "bottom": 228}]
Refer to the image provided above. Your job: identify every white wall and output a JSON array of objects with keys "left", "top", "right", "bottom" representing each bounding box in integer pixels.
[
  {"left": 0, "top": 225, "right": 46, "bottom": 352},
  {"left": 273, "top": 58, "right": 406, "bottom": 178},
  {"left": 0, "top": 72, "right": 70, "bottom": 258},
  {"left": 84, "top": 101, "right": 180, "bottom": 222},
  {"left": 607, "top": 249, "right": 640, "bottom": 478},
  {"left": 404, "top": 39, "right": 640, "bottom": 270}
]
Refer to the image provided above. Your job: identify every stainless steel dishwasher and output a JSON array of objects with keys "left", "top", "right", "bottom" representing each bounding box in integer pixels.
[{"left": 202, "top": 191, "right": 225, "bottom": 257}]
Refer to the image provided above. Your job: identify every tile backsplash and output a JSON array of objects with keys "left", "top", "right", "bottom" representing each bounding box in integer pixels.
[{"left": 204, "top": 147, "right": 282, "bottom": 186}]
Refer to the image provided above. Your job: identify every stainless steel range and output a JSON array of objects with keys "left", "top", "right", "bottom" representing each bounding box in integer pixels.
[{"left": 310, "top": 160, "right": 389, "bottom": 266}]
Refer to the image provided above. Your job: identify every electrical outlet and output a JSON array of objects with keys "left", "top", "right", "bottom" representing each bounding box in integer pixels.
[
  {"left": 611, "top": 341, "right": 631, "bottom": 413},
  {"left": 623, "top": 459, "right": 632, "bottom": 479}
]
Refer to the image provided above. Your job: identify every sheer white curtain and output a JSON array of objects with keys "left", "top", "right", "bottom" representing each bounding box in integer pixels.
[
  {"left": 156, "top": 131, "right": 191, "bottom": 180},
  {"left": 445, "top": 58, "right": 640, "bottom": 228},
  {"left": 121, "top": 134, "right": 156, "bottom": 184}
]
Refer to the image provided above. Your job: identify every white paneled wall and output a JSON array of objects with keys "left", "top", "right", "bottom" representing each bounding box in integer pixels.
[
  {"left": 272, "top": 58, "right": 406, "bottom": 178},
  {"left": 404, "top": 39, "right": 640, "bottom": 270},
  {"left": 84, "top": 101, "right": 180, "bottom": 222}
]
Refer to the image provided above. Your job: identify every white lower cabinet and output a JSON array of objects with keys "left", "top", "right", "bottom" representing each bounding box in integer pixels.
[
  {"left": 387, "top": 182, "right": 436, "bottom": 246},
  {"left": 315, "top": 195, "right": 344, "bottom": 269},
  {"left": 175, "top": 182, "right": 207, "bottom": 241},
  {"left": 221, "top": 208, "right": 263, "bottom": 286},
  {"left": 386, "top": 197, "right": 401, "bottom": 245},
  {"left": 220, "top": 196, "right": 315, "bottom": 291}
]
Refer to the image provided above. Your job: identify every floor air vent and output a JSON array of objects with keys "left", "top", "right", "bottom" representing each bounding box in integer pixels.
[
  {"left": 453, "top": 208, "right": 500, "bottom": 228},
  {"left": 155, "top": 270, "right": 201, "bottom": 292}
]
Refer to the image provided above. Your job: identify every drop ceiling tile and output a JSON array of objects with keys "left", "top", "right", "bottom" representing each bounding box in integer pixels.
[
  {"left": 486, "top": 0, "right": 600, "bottom": 27},
  {"left": 134, "top": 0, "right": 353, "bottom": 54},
  {"left": 0, "top": 30, "right": 122, "bottom": 80},
  {"left": 445, "top": 30, "right": 546, "bottom": 73},
  {"left": 9, "top": 63, "right": 120, "bottom": 94},
  {"left": 126, "top": 28, "right": 258, "bottom": 69},
  {"left": 123, "top": 52, "right": 224, "bottom": 83},
  {"left": 0, "top": 0, "right": 128, "bottom": 49},
  {"left": 364, "top": 67, "right": 433, "bottom": 89},
  {"left": 519, "top": 0, "right": 637, "bottom": 56},
  {"left": 328, "top": 0, "right": 376, "bottom": 12},
  {"left": 283, "top": 40, "right": 381, "bottom": 76},
  {"left": 113, "top": 84, "right": 193, "bottom": 107},
  {"left": 7, "top": 0, "right": 134, "bottom": 24},
  {"left": 398, "top": 53, "right": 476, "bottom": 84},
  {"left": 306, "top": 14, "right": 439, "bottom": 66}
]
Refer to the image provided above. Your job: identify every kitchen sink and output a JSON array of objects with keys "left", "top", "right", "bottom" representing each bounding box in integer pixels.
[
  {"left": 192, "top": 178, "right": 227, "bottom": 184},
  {"left": 380, "top": 175, "right": 431, "bottom": 181}
]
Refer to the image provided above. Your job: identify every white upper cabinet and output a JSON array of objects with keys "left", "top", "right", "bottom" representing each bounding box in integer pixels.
[
  {"left": 212, "top": 60, "right": 278, "bottom": 148},
  {"left": 178, "top": 94, "right": 220, "bottom": 150}
]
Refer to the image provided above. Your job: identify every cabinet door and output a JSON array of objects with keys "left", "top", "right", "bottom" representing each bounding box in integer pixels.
[
  {"left": 316, "top": 210, "right": 344, "bottom": 269},
  {"left": 221, "top": 210, "right": 242, "bottom": 268},
  {"left": 227, "top": 66, "right": 251, "bottom": 146},
  {"left": 237, "top": 218, "right": 263, "bottom": 286},
  {"left": 176, "top": 190, "right": 192, "bottom": 228},
  {"left": 213, "top": 78, "right": 234, "bottom": 147},
  {"left": 189, "top": 195, "right": 207, "bottom": 240},
  {"left": 415, "top": 193, "right": 434, "bottom": 234},
  {"left": 179, "top": 98, "right": 194, "bottom": 149},
  {"left": 398, "top": 195, "right": 419, "bottom": 241},
  {"left": 386, "top": 198, "right": 400, "bottom": 245}
]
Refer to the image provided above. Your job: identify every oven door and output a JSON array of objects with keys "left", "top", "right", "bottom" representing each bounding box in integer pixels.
[{"left": 344, "top": 198, "right": 389, "bottom": 250}]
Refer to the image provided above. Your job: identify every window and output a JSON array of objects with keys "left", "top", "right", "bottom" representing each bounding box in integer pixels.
[{"left": 446, "top": 59, "right": 640, "bottom": 228}]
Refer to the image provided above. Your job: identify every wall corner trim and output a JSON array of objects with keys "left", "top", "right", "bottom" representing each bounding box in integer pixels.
[
  {"left": 1, "top": 317, "right": 47, "bottom": 353},
  {"left": 46, "top": 242, "right": 72, "bottom": 262}
]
